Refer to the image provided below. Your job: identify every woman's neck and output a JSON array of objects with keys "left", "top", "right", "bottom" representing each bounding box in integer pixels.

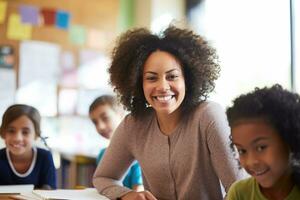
[{"left": 156, "top": 109, "right": 181, "bottom": 136}]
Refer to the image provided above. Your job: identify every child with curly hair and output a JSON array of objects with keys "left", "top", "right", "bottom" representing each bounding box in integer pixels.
[
  {"left": 226, "top": 84, "right": 300, "bottom": 200},
  {"left": 0, "top": 104, "right": 56, "bottom": 189},
  {"left": 93, "top": 25, "right": 243, "bottom": 200}
]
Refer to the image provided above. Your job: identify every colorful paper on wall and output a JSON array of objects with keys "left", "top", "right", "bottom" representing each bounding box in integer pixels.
[
  {"left": 7, "top": 14, "right": 32, "bottom": 40},
  {"left": 87, "top": 29, "right": 107, "bottom": 49},
  {"left": 0, "top": 0, "right": 7, "bottom": 24},
  {"left": 41, "top": 8, "right": 56, "bottom": 25},
  {"left": 19, "top": 5, "right": 39, "bottom": 25},
  {"left": 56, "top": 10, "right": 70, "bottom": 29},
  {"left": 70, "top": 25, "right": 86, "bottom": 45}
]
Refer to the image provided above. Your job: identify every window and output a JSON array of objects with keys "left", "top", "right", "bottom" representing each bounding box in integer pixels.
[{"left": 189, "top": 0, "right": 291, "bottom": 106}]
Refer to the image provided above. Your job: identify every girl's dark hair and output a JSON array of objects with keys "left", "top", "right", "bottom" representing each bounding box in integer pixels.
[
  {"left": 89, "top": 95, "right": 121, "bottom": 114},
  {"left": 109, "top": 25, "right": 220, "bottom": 118},
  {"left": 0, "top": 104, "right": 41, "bottom": 137},
  {"left": 226, "top": 84, "right": 300, "bottom": 187}
]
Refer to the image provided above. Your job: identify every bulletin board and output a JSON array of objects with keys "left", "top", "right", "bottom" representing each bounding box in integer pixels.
[{"left": 0, "top": 0, "right": 119, "bottom": 87}]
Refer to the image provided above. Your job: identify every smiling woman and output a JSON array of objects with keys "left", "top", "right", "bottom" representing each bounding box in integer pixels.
[{"left": 93, "top": 25, "right": 245, "bottom": 200}]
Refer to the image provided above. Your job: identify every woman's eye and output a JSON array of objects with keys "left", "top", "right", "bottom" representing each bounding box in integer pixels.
[
  {"left": 167, "top": 74, "right": 178, "bottom": 80},
  {"left": 145, "top": 76, "right": 156, "bottom": 81}
]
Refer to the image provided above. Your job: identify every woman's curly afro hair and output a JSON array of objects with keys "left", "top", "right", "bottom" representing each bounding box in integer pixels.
[
  {"left": 226, "top": 84, "right": 300, "bottom": 187},
  {"left": 109, "top": 25, "right": 220, "bottom": 118}
]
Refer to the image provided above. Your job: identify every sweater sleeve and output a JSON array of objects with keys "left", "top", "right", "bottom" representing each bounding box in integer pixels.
[
  {"left": 93, "top": 116, "right": 136, "bottom": 199},
  {"left": 204, "top": 102, "right": 245, "bottom": 193}
]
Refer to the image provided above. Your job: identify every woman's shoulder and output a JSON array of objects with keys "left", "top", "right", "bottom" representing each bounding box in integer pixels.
[
  {"left": 123, "top": 108, "right": 155, "bottom": 126},
  {"left": 190, "top": 101, "right": 225, "bottom": 122},
  {"left": 195, "top": 101, "right": 223, "bottom": 113}
]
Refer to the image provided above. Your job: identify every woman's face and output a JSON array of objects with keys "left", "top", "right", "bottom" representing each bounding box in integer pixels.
[
  {"left": 2, "top": 115, "right": 36, "bottom": 158},
  {"left": 143, "top": 50, "right": 185, "bottom": 116}
]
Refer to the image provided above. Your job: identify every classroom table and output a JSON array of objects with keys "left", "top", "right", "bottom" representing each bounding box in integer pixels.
[{"left": 0, "top": 196, "right": 15, "bottom": 200}]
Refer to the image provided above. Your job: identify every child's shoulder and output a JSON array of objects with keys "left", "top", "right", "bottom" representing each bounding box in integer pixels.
[
  {"left": 0, "top": 148, "right": 7, "bottom": 159},
  {"left": 231, "top": 177, "right": 255, "bottom": 190},
  {"left": 288, "top": 185, "right": 300, "bottom": 200},
  {"left": 36, "top": 147, "right": 52, "bottom": 159},
  {"left": 0, "top": 147, "right": 6, "bottom": 153},
  {"left": 227, "top": 177, "right": 257, "bottom": 200}
]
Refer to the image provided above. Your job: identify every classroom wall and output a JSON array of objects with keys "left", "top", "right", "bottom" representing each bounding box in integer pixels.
[{"left": 0, "top": 0, "right": 119, "bottom": 86}]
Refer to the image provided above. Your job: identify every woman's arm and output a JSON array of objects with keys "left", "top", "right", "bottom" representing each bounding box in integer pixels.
[
  {"left": 93, "top": 117, "right": 138, "bottom": 199},
  {"left": 120, "top": 191, "right": 157, "bottom": 200},
  {"left": 204, "top": 102, "right": 245, "bottom": 193}
]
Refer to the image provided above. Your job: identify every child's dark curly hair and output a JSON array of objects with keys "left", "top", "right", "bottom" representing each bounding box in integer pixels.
[
  {"left": 109, "top": 25, "right": 220, "bottom": 118},
  {"left": 226, "top": 84, "right": 300, "bottom": 187}
]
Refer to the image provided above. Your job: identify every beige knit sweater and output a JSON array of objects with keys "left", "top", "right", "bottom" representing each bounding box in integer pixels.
[{"left": 93, "top": 101, "right": 244, "bottom": 200}]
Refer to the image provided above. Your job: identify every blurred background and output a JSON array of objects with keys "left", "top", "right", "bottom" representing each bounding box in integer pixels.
[{"left": 0, "top": 0, "right": 299, "bottom": 188}]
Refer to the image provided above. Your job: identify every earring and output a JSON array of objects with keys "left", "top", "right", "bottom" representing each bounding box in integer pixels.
[{"left": 146, "top": 102, "right": 152, "bottom": 108}]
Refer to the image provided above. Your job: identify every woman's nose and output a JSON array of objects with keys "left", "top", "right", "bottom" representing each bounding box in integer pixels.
[{"left": 156, "top": 78, "right": 170, "bottom": 91}]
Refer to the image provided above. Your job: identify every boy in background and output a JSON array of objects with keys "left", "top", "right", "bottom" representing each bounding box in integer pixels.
[{"left": 89, "top": 95, "right": 143, "bottom": 191}]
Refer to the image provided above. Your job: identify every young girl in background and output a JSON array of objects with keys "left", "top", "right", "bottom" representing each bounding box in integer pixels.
[
  {"left": 0, "top": 104, "right": 56, "bottom": 189},
  {"left": 89, "top": 95, "right": 143, "bottom": 191},
  {"left": 226, "top": 84, "right": 300, "bottom": 200}
]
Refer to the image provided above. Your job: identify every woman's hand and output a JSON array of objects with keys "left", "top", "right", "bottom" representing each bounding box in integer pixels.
[{"left": 121, "top": 191, "right": 157, "bottom": 200}]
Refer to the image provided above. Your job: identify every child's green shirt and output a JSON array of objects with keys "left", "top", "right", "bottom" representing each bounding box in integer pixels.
[{"left": 227, "top": 177, "right": 300, "bottom": 200}]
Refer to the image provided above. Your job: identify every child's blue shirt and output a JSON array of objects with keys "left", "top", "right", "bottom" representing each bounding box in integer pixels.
[
  {"left": 97, "top": 148, "right": 143, "bottom": 189},
  {"left": 0, "top": 147, "right": 56, "bottom": 189}
]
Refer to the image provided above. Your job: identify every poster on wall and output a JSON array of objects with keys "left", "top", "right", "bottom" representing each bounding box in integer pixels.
[
  {"left": 17, "top": 41, "right": 61, "bottom": 116},
  {"left": 19, "top": 40, "right": 60, "bottom": 87},
  {"left": 0, "top": 68, "right": 16, "bottom": 120}
]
